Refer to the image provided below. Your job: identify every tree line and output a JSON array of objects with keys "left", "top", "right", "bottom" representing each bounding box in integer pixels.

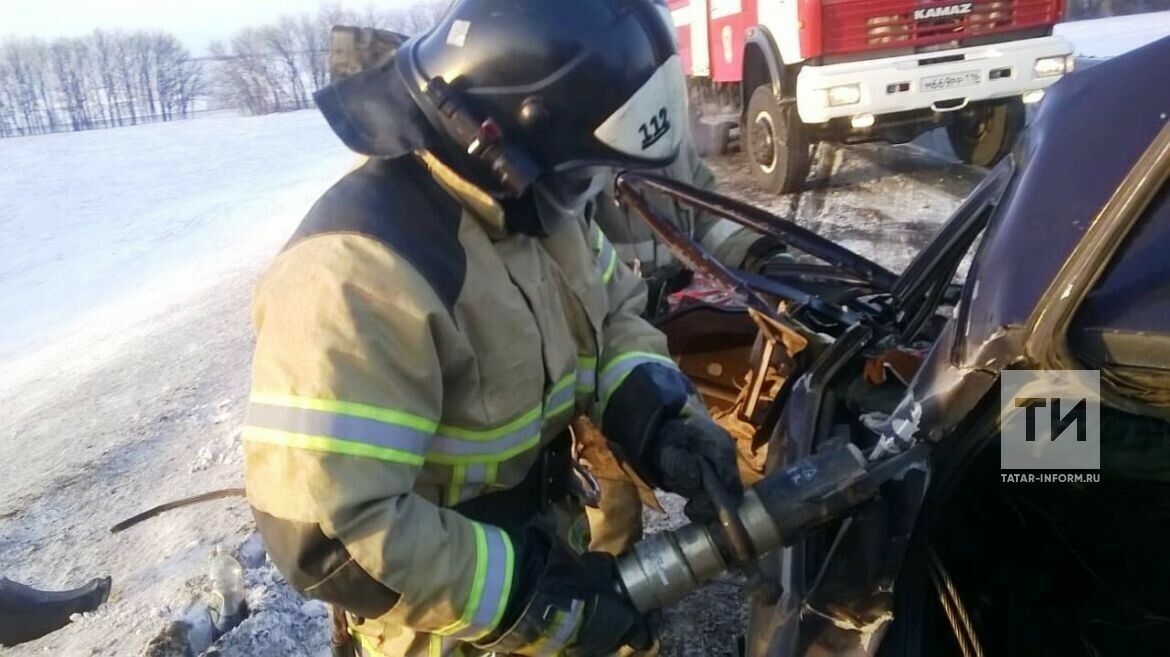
[
  {"left": 0, "top": 31, "right": 201, "bottom": 138},
  {"left": 0, "top": 1, "right": 449, "bottom": 139},
  {"left": 208, "top": 1, "right": 448, "bottom": 116}
]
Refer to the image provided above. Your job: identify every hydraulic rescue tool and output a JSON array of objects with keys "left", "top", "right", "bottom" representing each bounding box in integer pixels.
[{"left": 614, "top": 443, "right": 924, "bottom": 613}]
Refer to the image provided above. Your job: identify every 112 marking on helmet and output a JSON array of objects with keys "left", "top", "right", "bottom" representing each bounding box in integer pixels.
[{"left": 639, "top": 108, "right": 671, "bottom": 150}]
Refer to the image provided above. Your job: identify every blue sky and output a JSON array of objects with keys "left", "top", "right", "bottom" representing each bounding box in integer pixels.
[{"left": 0, "top": 0, "right": 422, "bottom": 54}]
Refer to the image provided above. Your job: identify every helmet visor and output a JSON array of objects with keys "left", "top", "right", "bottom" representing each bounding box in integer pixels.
[{"left": 592, "top": 54, "right": 686, "bottom": 168}]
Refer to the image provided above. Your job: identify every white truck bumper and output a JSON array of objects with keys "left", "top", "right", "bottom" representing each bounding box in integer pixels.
[{"left": 795, "top": 35, "right": 1074, "bottom": 125}]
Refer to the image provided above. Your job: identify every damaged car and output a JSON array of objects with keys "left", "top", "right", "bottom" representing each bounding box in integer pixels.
[{"left": 615, "top": 34, "right": 1170, "bottom": 657}]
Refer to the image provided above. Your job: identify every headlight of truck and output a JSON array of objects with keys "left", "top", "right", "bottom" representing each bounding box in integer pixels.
[
  {"left": 1034, "top": 55, "right": 1074, "bottom": 78},
  {"left": 826, "top": 84, "right": 862, "bottom": 107}
]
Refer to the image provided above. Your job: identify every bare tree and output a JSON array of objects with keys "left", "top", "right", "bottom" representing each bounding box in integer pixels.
[
  {"left": 1, "top": 38, "right": 57, "bottom": 135},
  {"left": 295, "top": 13, "right": 329, "bottom": 93},
  {"left": 92, "top": 30, "right": 125, "bottom": 127},
  {"left": 131, "top": 32, "right": 159, "bottom": 120},
  {"left": 1, "top": 0, "right": 453, "bottom": 136},
  {"left": 262, "top": 18, "right": 310, "bottom": 109},
  {"left": 397, "top": 0, "right": 451, "bottom": 34},
  {"left": 50, "top": 37, "right": 98, "bottom": 131},
  {"left": 151, "top": 32, "right": 196, "bottom": 121}
]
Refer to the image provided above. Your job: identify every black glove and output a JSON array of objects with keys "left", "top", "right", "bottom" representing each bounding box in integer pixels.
[
  {"left": 599, "top": 362, "right": 743, "bottom": 522},
  {"left": 741, "top": 235, "right": 793, "bottom": 274},
  {"left": 650, "top": 414, "right": 743, "bottom": 522},
  {"left": 479, "top": 527, "right": 650, "bottom": 657}
]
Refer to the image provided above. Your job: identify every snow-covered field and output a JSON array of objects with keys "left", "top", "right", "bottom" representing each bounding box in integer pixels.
[
  {"left": 0, "top": 111, "right": 354, "bottom": 657},
  {"left": 0, "top": 10, "right": 1164, "bottom": 657},
  {"left": 0, "top": 111, "right": 355, "bottom": 401},
  {"left": 1059, "top": 9, "right": 1170, "bottom": 58}
]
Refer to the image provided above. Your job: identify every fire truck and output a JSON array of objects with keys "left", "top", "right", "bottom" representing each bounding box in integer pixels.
[{"left": 669, "top": 0, "right": 1074, "bottom": 192}]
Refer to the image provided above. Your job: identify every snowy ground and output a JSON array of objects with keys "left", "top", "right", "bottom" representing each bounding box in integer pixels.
[
  {"left": 0, "top": 111, "right": 354, "bottom": 657},
  {"left": 1, "top": 12, "right": 1161, "bottom": 656}
]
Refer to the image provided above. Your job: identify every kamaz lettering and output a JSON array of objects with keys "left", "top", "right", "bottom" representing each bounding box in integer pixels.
[{"left": 913, "top": 3, "right": 974, "bottom": 20}]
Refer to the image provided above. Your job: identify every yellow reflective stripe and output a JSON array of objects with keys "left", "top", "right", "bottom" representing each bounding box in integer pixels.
[
  {"left": 485, "top": 462, "right": 499, "bottom": 485},
  {"left": 602, "top": 243, "right": 618, "bottom": 284},
  {"left": 243, "top": 426, "right": 425, "bottom": 466},
  {"left": 437, "top": 405, "right": 542, "bottom": 442},
  {"left": 598, "top": 351, "right": 679, "bottom": 408},
  {"left": 426, "top": 435, "right": 541, "bottom": 466},
  {"left": 545, "top": 398, "right": 575, "bottom": 419},
  {"left": 429, "top": 635, "right": 442, "bottom": 657},
  {"left": 447, "top": 465, "right": 467, "bottom": 507},
  {"left": 547, "top": 372, "right": 575, "bottom": 398},
  {"left": 526, "top": 599, "right": 585, "bottom": 656},
  {"left": 435, "top": 524, "right": 514, "bottom": 640},
  {"left": 254, "top": 368, "right": 583, "bottom": 467},
  {"left": 544, "top": 372, "right": 577, "bottom": 420},
  {"left": 250, "top": 393, "right": 438, "bottom": 433},
  {"left": 352, "top": 630, "right": 383, "bottom": 656},
  {"left": 576, "top": 356, "right": 598, "bottom": 393},
  {"left": 489, "top": 532, "right": 516, "bottom": 634},
  {"left": 434, "top": 523, "right": 489, "bottom": 636}
]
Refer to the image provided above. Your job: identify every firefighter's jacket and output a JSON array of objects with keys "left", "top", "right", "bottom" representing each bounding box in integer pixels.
[{"left": 242, "top": 150, "right": 682, "bottom": 655}]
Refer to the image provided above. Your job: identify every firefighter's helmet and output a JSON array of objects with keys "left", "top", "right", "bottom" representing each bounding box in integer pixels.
[{"left": 397, "top": 0, "right": 685, "bottom": 175}]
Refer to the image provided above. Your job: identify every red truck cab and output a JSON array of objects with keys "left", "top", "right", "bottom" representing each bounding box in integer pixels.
[{"left": 670, "top": 0, "right": 1073, "bottom": 192}]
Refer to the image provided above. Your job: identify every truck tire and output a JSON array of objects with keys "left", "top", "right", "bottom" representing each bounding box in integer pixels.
[
  {"left": 946, "top": 98, "right": 1025, "bottom": 167},
  {"left": 745, "top": 85, "right": 810, "bottom": 194}
]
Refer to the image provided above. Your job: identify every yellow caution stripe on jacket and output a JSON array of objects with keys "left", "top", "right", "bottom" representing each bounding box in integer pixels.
[
  {"left": 527, "top": 598, "right": 585, "bottom": 656},
  {"left": 591, "top": 225, "right": 619, "bottom": 285},
  {"left": 576, "top": 356, "right": 598, "bottom": 395},
  {"left": 246, "top": 371, "right": 587, "bottom": 468},
  {"left": 244, "top": 393, "right": 434, "bottom": 466},
  {"left": 597, "top": 351, "right": 679, "bottom": 414},
  {"left": 435, "top": 523, "right": 515, "bottom": 641}
]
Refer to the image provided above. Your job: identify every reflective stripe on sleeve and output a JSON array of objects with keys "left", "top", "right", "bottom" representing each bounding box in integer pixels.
[
  {"left": 576, "top": 356, "right": 598, "bottom": 394},
  {"left": 437, "top": 523, "right": 515, "bottom": 640},
  {"left": 429, "top": 412, "right": 543, "bottom": 465},
  {"left": 591, "top": 225, "right": 619, "bottom": 285},
  {"left": 597, "top": 351, "right": 679, "bottom": 412},
  {"left": 528, "top": 599, "right": 585, "bottom": 656},
  {"left": 250, "top": 368, "right": 583, "bottom": 467},
  {"left": 544, "top": 373, "right": 577, "bottom": 419},
  {"left": 244, "top": 396, "right": 433, "bottom": 466}
]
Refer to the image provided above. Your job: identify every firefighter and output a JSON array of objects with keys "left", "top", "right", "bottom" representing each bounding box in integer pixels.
[
  {"left": 242, "top": 2, "right": 742, "bottom": 656},
  {"left": 584, "top": 114, "right": 784, "bottom": 558},
  {"left": 591, "top": 121, "right": 773, "bottom": 289}
]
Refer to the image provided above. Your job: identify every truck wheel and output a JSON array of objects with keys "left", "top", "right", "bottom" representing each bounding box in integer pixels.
[
  {"left": 946, "top": 98, "right": 1025, "bottom": 167},
  {"left": 745, "top": 85, "right": 810, "bottom": 194}
]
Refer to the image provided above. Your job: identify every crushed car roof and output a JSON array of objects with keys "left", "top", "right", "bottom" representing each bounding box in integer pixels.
[{"left": 961, "top": 35, "right": 1170, "bottom": 370}]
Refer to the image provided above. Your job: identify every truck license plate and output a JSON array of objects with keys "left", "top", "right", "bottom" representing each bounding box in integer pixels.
[{"left": 921, "top": 71, "right": 981, "bottom": 92}]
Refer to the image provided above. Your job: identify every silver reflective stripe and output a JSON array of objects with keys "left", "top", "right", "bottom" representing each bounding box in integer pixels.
[
  {"left": 598, "top": 238, "right": 617, "bottom": 284},
  {"left": 470, "top": 526, "right": 512, "bottom": 633},
  {"left": 246, "top": 403, "right": 429, "bottom": 456},
  {"left": 534, "top": 599, "right": 585, "bottom": 656},
  {"left": 545, "top": 380, "right": 576, "bottom": 415},
  {"left": 576, "top": 366, "right": 596, "bottom": 393},
  {"left": 598, "top": 352, "right": 678, "bottom": 408},
  {"left": 464, "top": 463, "right": 488, "bottom": 484},
  {"left": 429, "top": 418, "right": 541, "bottom": 460}
]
